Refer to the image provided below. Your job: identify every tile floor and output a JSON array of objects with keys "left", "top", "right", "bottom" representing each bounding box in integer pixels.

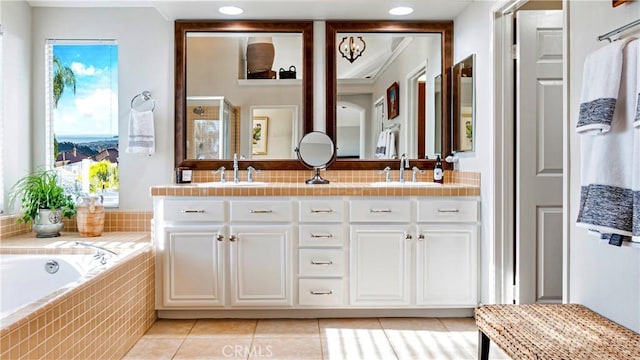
[{"left": 123, "top": 317, "right": 511, "bottom": 360}]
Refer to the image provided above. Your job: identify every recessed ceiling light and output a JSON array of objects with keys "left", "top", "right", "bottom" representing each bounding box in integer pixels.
[
  {"left": 219, "top": 6, "right": 244, "bottom": 15},
  {"left": 389, "top": 6, "right": 414, "bottom": 16}
]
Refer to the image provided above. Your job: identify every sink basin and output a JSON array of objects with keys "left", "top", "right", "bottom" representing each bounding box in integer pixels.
[
  {"left": 196, "top": 181, "right": 267, "bottom": 187},
  {"left": 369, "top": 181, "right": 442, "bottom": 187}
]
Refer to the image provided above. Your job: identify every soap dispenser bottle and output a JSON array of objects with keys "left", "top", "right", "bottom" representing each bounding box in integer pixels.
[{"left": 433, "top": 155, "right": 444, "bottom": 184}]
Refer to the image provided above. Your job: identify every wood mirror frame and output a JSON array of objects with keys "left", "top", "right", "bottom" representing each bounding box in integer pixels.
[
  {"left": 175, "top": 20, "right": 314, "bottom": 170},
  {"left": 325, "top": 21, "right": 453, "bottom": 170}
]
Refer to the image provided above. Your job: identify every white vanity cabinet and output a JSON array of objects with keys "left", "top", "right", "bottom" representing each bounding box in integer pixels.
[
  {"left": 416, "top": 199, "right": 479, "bottom": 306},
  {"left": 155, "top": 198, "right": 226, "bottom": 308},
  {"left": 297, "top": 199, "right": 347, "bottom": 306},
  {"left": 228, "top": 200, "right": 293, "bottom": 306},
  {"left": 349, "top": 199, "right": 412, "bottom": 305}
]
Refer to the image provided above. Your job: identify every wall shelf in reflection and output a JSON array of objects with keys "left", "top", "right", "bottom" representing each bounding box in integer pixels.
[{"left": 237, "top": 79, "right": 302, "bottom": 86}]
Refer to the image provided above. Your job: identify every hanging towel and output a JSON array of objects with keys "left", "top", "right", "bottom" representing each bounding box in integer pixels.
[
  {"left": 576, "top": 37, "right": 636, "bottom": 135},
  {"left": 126, "top": 109, "right": 155, "bottom": 155},
  {"left": 375, "top": 130, "right": 388, "bottom": 158},
  {"left": 387, "top": 129, "right": 397, "bottom": 159},
  {"left": 576, "top": 39, "right": 638, "bottom": 241}
]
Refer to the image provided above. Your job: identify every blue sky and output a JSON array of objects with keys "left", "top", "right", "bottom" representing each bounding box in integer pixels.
[{"left": 53, "top": 44, "right": 118, "bottom": 137}]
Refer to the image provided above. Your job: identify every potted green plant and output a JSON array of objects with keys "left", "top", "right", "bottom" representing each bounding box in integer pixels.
[{"left": 9, "top": 168, "right": 76, "bottom": 237}]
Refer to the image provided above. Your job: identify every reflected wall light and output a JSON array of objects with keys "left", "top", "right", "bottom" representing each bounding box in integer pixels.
[{"left": 338, "top": 36, "right": 366, "bottom": 63}]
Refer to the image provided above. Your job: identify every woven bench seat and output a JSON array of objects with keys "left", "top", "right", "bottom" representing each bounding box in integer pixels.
[{"left": 474, "top": 304, "right": 640, "bottom": 360}]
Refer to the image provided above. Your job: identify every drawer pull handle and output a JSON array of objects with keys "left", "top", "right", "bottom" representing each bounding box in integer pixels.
[
  {"left": 250, "top": 209, "right": 273, "bottom": 214},
  {"left": 181, "top": 209, "right": 205, "bottom": 213},
  {"left": 229, "top": 235, "right": 237, "bottom": 242},
  {"left": 438, "top": 208, "right": 460, "bottom": 213},
  {"left": 370, "top": 209, "right": 392, "bottom": 213},
  {"left": 311, "top": 260, "right": 333, "bottom": 265},
  {"left": 310, "top": 290, "right": 333, "bottom": 295},
  {"left": 311, "top": 209, "right": 333, "bottom": 213},
  {"left": 311, "top": 233, "right": 334, "bottom": 239}
]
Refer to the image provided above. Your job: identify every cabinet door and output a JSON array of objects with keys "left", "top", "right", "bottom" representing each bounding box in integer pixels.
[
  {"left": 163, "top": 225, "right": 225, "bottom": 307},
  {"left": 350, "top": 225, "right": 411, "bottom": 305},
  {"left": 416, "top": 224, "right": 478, "bottom": 306},
  {"left": 229, "top": 225, "right": 292, "bottom": 306}
]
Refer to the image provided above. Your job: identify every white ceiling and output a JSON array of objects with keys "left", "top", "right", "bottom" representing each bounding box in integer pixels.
[{"left": 26, "top": 0, "right": 474, "bottom": 20}]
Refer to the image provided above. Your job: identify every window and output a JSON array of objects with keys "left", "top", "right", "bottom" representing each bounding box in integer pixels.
[{"left": 45, "top": 40, "right": 119, "bottom": 207}]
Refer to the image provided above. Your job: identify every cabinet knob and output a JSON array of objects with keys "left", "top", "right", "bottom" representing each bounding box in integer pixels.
[
  {"left": 418, "top": 234, "right": 425, "bottom": 241},
  {"left": 216, "top": 234, "right": 224, "bottom": 242},
  {"left": 229, "top": 235, "right": 237, "bottom": 242},
  {"left": 405, "top": 234, "right": 412, "bottom": 240}
]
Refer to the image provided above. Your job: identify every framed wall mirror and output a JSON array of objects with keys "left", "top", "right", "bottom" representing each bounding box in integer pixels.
[
  {"left": 452, "top": 54, "right": 475, "bottom": 153},
  {"left": 326, "top": 21, "right": 453, "bottom": 170},
  {"left": 175, "top": 20, "right": 314, "bottom": 169}
]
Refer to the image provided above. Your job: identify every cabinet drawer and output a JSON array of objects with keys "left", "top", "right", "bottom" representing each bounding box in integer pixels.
[
  {"left": 298, "top": 279, "right": 344, "bottom": 306},
  {"left": 349, "top": 199, "right": 411, "bottom": 222},
  {"left": 299, "top": 199, "right": 345, "bottom": 222},
  {"left": 161, "top": 199, "right": 225, "bottom": 222},
  {"left": 417, "top": 200, "right": 478, "bottom": 223},
  {"left": 299, "top": 225, "right": 344, "bottom": 247},
  {"left": 299, "top": 249, "right": 344, "bottom": 277},
  {"left": 230, "top": 200, "right": 292, "bottom": 222}
]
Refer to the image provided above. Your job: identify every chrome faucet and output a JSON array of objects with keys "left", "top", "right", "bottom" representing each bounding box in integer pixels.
[
  {"left": 233, "top": 153, "right": 239, "bottom": 183},
  {"left": 214, "top": 166, "right": 226, "bottom": 183},
  {"left": 399, "top": 153, "right": 409, "bottom": 183},
  {"left": 247, "top": 166, "right": 259, "bottom": 183},
  {"left": 379, "top": 166, "right": 392, "bottom": 182},
  {"left": 75, "top": 241, "right": 118, "bottom": 265}
]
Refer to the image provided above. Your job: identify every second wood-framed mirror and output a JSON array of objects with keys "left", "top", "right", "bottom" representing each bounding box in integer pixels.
[
  {"left": 175, "top": 20, "right": 314, "bottom": 170},
  {"left": 326, "top": 21, "right": 453, "bottom": 170}
]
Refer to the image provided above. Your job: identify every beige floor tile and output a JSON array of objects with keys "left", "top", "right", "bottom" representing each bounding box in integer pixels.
[
  {"left": 254, "top": 319, "right": 320, "bottom": 337},
  {"left": 250, "top": 336, "right": 323, "bottom": 360},
  {"left": 144, "top": 319, "right": 196, "bottom": 338},
  {"left": 173, "top": 337, "right": 253, "bottom": 360},
  {"left": 188, "top": 319, "right": 257, "bottom": 337},
  {"left": 379, "top": 317, "right": 448, "bottom": 331},
  {"left": 321, "top": 329, "right": 397, "bottom": 360},
  {"left": 122, "top": 338, "right": 183, "bottom": 360},
  {"left": 439, "top": 317, "right": 477, "bottom": 332},
  {"left": 319, "top": 318, "right": 382, "bottom": 332}
]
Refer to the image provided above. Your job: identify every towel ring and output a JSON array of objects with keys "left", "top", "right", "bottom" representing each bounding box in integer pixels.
[{"left": 131, "top": 91, "right": 155, "bottom": 112}]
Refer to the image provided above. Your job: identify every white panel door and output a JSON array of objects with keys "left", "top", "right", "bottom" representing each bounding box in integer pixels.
[
  {"left": 350, "top": 225, "right": 411, "bottom": 305},
  {"left": 516, "top": 10, "right": 563, "bottom": 304},
  {"left": 229, "top": 225, "right": 292, "bottom": 306},
  {"left": 164, "top": 225, "right": 225, "bottom": 307},
  {"left": 416, "top": 225, "right": 478, "bottom": 306}
]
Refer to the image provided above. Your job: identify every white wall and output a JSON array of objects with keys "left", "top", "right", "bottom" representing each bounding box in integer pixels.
[
  {"left": 252, "top": 107, "right": 295, "bottom": 159},
  {"left": 454, "top": 0, "right": 497, "bottom": 304},
  {"left": 30, "top": 7, "right": 173, "bottom": 210},
  {"left": 2, "top": 0, "right": 32, "bottom": 212},
  {"left": 567, "top": 0, "right": 640, "bottom": 332}
]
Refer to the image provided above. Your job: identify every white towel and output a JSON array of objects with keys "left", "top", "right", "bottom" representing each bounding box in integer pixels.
[
  {"left": 374, "top": 130, "right": 388, "bottom": 158},
  {"left": 386, "top": 129, "right": 396, "bottom": 159},
  {"left": 576, "top": 37, "right": 636, "bottom": 135},
  {"left": 577, "top": 39, "right": 638, "bottom": 241},
  {"left": 126, "top": 109, "right": 155, "bottom": 155}
]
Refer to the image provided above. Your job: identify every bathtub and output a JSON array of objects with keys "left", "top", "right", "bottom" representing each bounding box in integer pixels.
[{"left": 0, "top": 253, "right": 103, "bottom": 321}]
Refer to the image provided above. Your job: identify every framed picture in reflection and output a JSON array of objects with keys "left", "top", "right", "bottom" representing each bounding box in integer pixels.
[
  {"left": 612, "top": 0, "right": 631, "bottom": 7},
  {"left": 386, "top": 82, "right": 399, "bottom": 119},
  {"left": 252, "top": 116, "right": 269, "bottom": 155}
]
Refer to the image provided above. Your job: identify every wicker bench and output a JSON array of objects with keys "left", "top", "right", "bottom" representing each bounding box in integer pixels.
[{"left": 474, "top": 304, "right": 640, "bottom": 360}]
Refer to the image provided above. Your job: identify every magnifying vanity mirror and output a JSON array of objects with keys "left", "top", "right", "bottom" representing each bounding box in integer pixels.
[
  {"left": 452, "top": 54, "right": 475, "bottom": 153},
  {"left": 295, "top": 132, "right": 335, "bottom": 184},
  {"left": 326, "top": 21, "right": 453, "bottom": 170},
  {"left": 175, "top": 20, "right": 314, "bottom": 170}
]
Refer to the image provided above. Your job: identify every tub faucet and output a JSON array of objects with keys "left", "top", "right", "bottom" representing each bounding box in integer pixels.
[
  {"left": 399, "top": 153, "right": 409, "bottom": 183},
  {"left": 75, "top": 241, "right": 118, "bottom": 265},
  {"left": 233, "top": 153, "right": 239, "bottom": 183}
]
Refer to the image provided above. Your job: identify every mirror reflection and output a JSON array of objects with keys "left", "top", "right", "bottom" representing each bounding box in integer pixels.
[
  {"left": 452, "top": 54, "right": 475, "bottom": 153},
  {"left": 185, "top": 32, "right": 303, "bottom": 160},
  {"left": 335, "top": 33, "right": 442, "bottom": 160}
]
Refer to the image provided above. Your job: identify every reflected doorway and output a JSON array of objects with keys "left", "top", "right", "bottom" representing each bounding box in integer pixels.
[{"left": 337, "top": 101, "right": 366, "bottom": 159}]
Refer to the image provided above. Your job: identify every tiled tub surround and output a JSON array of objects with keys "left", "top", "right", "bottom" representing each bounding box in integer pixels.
[
  {"left": 0, "top": 233, "right": 156, "bottom": 360},
  {"left": 0, "top": 210, "right": 153, "bottom": 241}
]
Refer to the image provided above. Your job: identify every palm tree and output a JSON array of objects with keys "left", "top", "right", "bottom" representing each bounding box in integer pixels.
[{"left": 53, "top": 56, "right": 76, "bottom": 108}]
